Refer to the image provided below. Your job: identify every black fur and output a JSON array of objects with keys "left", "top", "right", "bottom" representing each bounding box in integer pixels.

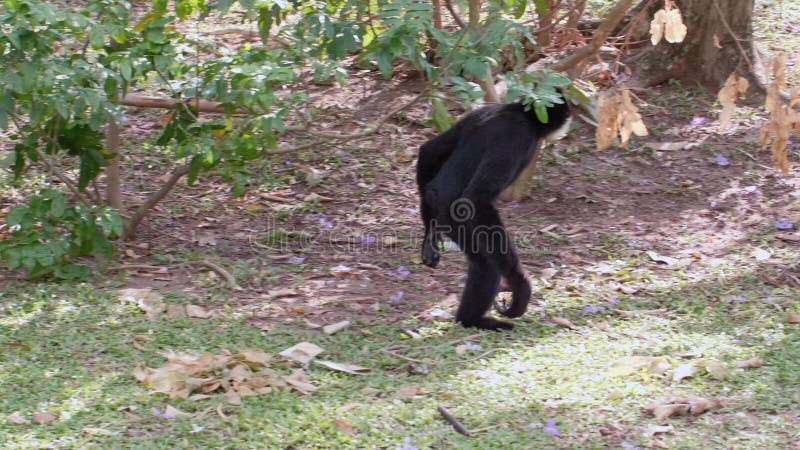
[{"left": 416, "top": 99, "right": 571, "bottom": 331}]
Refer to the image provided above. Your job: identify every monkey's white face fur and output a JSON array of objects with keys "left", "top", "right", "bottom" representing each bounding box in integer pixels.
[{"left": 544, "top": 116, "right": 572, "bottom": 143}]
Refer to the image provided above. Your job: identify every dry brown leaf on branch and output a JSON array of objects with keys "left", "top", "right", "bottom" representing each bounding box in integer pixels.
[
  {"left": 760, "top": 54, "right": 799, "bottom": 175},
  {"left": 717, "top": 74, "right": 749, "bottom": 130},
  {"left": 596, "top": 93, "right": 622, "bottom": 151},
  {"left": 649, "top": 9, "right": 666, "bottom": 45},
  {"left": 663, "top": 7, "right": 687, "bottom": 43},
  {"left": 595, "top": 90, "right": 648, "bottom": 151},
  {"left": 650, "top": 1, "right": 687, "bottom": 45},
  {"left": 619, "top": 90, "right": 649, "bottom": 144}
]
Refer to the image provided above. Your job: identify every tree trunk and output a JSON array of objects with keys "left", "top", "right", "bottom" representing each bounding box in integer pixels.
[{"left": 626, "top": 0, "right": 756, "bottom": 90}]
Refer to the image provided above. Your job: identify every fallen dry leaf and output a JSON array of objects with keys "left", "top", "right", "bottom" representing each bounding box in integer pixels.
[
  {"left": 279, "top": 342, "right": 324, "bottom": 365},
  {"left": 119, "top": 288, "right": 165, "bottom": 321},
  {"left": 644, "top": 397, "right": 727, "bottom": 419},
  {"left": 8, "top": 412, "right": 29, "bottom": 425},
  {"left": 644, "top": 424, "right": 674, "bottom": 437},
  {"left": 165, "top": 304, "right": 186, "bottom": 319},
  {"left": 397, "top": 386, "right": 422, "bottom": 398},
  {"left": 787, "top": 312, "right": 800, "bottom": 324},
  {"left": 322, "top": 320, "right": 350, "bottom": 335},
  {"left": 652, "top": 403, "right": 689, "bottom": 420},
  {"left": 735, "top": 357, "right": 764, "bottom": 368},
  {"left": 700, "top": 360, "right": 731, "bottom": 380},
  {"left": 609, "top": 356, "right": 657, "bottom": 377},
  {"left": 283, "top": 369, "right": 317, "bottom": 395},
  {"left": 336, "top": 403, "right": 364, "bottom": 413},
  {"left": 314, "top": 360, "right": 371, "bottom": 375},
  {"left": 331, "top": 419, "right": 354, "bottom": 433},
  {"left": 216, "top": 404, "right": 229, "bottom": 420},
  {"left": 233, "top": 348, "right": 273, "bottom": 366},
  {"left": 225, "top": 390, "right": 242, "bottom": 405},
  {"left": 646, "top": 251, "right": 679, "bottom": 266},
  {"left": 550, "top": 316, "right": 577, "bottom": 329},
  {"left": 32, "top": 412, "right": 57, "bottom": 424},
  {"left": 186, "top": 304, "right": 213, "bottom": 319},
  {"left": 673, "top": 363, "right": 700, "bottom": 382}
]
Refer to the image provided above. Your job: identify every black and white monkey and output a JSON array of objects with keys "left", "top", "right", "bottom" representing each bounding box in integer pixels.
[{"left": 416, "top": 95, "right": 572, "bottom": 331}]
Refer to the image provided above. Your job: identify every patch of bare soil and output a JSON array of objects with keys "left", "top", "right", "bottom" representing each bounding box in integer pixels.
[
  {"left": 4, "top": 73, "right": 799, "bottom": 327},
  {"left": 114, "top": 75, "right": 799, "bottom": 329}
]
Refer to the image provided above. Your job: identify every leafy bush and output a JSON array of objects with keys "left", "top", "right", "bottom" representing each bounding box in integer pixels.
[{"left": 0, "top": 190, "right": 122, "bottom": 278}]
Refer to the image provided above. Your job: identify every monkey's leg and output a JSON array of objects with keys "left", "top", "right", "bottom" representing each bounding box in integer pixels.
[{"left": 455, "top": 254, "right": 513, "bottom": 331}]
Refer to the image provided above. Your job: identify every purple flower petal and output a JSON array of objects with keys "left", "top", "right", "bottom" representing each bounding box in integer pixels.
[
  {"left": 621, "top": 442, "right": 639, "bottom": 450},
  {"left": 732, "top": 295, "right": 747, "bottom": 303},
  {"left": 361, "top": 234, "right": 377, "bottom": 245},
  {"left": 464, "top": 342, "right": 482, "bottom": 351},
  {"left": 775, "top": 220, "right": 794, "bottom": 231},
  {"left": 287, "top": 256, "right": 305, "bottom": 264},
  {"left": 395, "top": 266, "right": 411, "bottom": 277},
  {"left": 714, "top": 155, "right": 730, "bottom": 166},
  {"left": 543, "top": 418, "right": 559, "bottom": 437},
  {"left": 506, "top": 201, "right": 520, "bottom": 208},
  {"left": 151, "top": 407, "right": 174, "bottom": 419},
  {"left": 710, "top": 201, "right": 719, "bottom": 210},
  {"left": 388, "top": 291, "right": 404, "bottom": 304},
  {"left": 690, "top": 116, "right": 708, "bottom": 126},
  {"left": 395, "top": 437, "right": 418, "bottom": 450}
]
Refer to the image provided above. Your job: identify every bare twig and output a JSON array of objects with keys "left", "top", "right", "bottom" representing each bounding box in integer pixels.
[
  {"left": 444, "top": 0, "right": 467, "bottom": 29},
  {"left": 529, "top": 7, "right": 573, "bottom": 35},
  {"left": 712, "top": 0, "right": 754, "bottom": 74},
  {"left": 32, "top": 147, "right": 92, "bottom": 206},
  {"left": 437, "top": 406, "right": 471, "bottom": 436},
  {"left": 105, "top": 116, "right": 123, "bottom": 211},
  {"left": 266, "top": 89, "right": 429, "bottom": 154},
  {"left": 200, "top": 258, "right": 244, "bottom": 291}
]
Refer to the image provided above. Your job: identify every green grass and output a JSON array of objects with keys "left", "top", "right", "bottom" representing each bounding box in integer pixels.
[{"left": 2, "top": 266, "right": 799, "bottom": 449}]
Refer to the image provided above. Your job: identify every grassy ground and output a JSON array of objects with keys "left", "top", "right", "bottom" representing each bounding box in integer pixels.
[{"left": 2, "top": 250, "right": 799, "bottom": 448}]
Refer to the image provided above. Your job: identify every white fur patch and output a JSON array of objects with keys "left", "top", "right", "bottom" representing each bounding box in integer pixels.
[{"left": 544, "top": 116, "right": 572, "bottom": 143}]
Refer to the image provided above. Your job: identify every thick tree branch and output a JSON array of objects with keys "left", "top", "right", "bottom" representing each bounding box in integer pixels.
[
  {"left": 123, "top": 164, "right": 190, "bottom": 240},
  {"left": 550, "top": 0, "right": 633, "bottom": 72}
]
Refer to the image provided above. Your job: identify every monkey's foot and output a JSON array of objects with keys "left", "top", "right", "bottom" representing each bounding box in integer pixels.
[
  {"left": 459, "top": 317, "right": 514, "bottom": 331},
  {"left": 421, "top": 244, "right": 440, "bottom": 268}
]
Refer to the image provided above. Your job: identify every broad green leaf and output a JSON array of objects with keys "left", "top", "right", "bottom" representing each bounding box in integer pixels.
[
  {"left": 430, "top": 96, "right": 451, "bottom": 133},
  {"left": 463, "top": 59, "right": 487, "bottom": 80},
  {"left": 50, "top": 193, "right": 65, "bottom": 218},
  {"left": 534, "top": 101, "right": 549, "bottom": 123},
  {"left": 89, "top": 26, "right": 104, "bottom": 50}
]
